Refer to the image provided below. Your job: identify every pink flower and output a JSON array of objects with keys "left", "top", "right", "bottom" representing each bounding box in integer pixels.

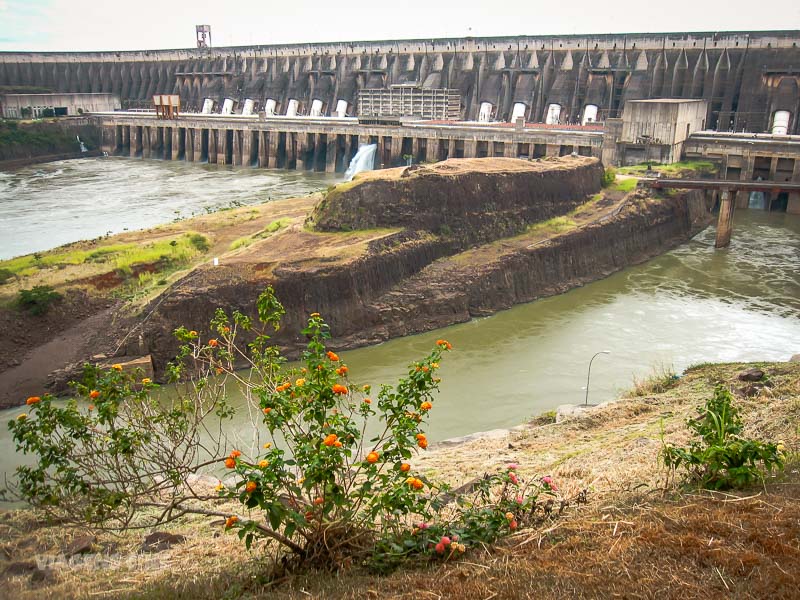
[
  {"left": 516, "top": 495, "right": 523, "bottom": 504},
  {"left": 418, "top": 522, "right": 429, "bottom": 530},
  {"left": 507, "top": 463, "right": 518, "bottom": 470},
  {"left": 440, "top": 536, "right": 451, "bottom": 546},
  {"left": 509, "top": 472, "right": 519, "bottom": 485},
  {"left": 541, "top": 476, "right": 558, "bottom": 491},
  {"left": 435, "top": 542, "right": 446, "bottom": 554}
]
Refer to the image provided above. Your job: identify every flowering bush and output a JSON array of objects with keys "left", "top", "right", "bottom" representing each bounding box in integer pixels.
[{"left": 9, "top": 287, "right": 560, "bottom": 572}]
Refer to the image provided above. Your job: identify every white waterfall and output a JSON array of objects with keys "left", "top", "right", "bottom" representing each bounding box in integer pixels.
[
  {"left": 76, "top": 135, "right": 87, "bottom": 153},
  {"left": 344, "top": 144, "right": 377, "bottom": 181}
]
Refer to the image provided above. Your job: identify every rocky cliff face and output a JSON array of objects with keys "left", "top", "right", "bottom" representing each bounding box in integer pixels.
[
  {"left": 131, "top": 160, "right": 710, "bottom": 377},
  {"left": 312, "top": 157, "right": 604, "bottom": 248}
]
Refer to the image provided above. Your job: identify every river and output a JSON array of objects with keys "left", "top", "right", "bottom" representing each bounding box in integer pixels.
[{"left": 1, "top": 157, "right": 799, "bottom": 493}]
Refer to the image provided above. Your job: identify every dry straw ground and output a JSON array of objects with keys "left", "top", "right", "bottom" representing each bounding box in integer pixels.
[{"left": 1, "top": 361, "right": 798, "bottom": 599}]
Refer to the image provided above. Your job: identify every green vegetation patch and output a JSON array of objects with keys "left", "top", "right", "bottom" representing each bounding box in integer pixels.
[
  {"left": 617, "top": 161, "right": 717, "bottom": 177},
  {"left": 0, "top": 233, "right": 211, "bottom": 279},
  {"left": 228, "top": 218, "right": 290, "bottom": 251},
  {"left": 527, "top": 215, "right": 577, "bottom": 237},
  {"left": 609, "top": 178, "right": 638, "bottom": 193}
]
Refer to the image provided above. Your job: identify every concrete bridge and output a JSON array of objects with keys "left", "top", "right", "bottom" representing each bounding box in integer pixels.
[
  {"left": 639, "top": 178, "right": 800, "bottom": 247},
  {"left": 94, "top": 112, "right": 603, "bottom": 171}
]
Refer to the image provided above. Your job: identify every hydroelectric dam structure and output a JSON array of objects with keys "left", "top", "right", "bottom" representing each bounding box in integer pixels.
[{"left": 2, "top": 30, "right": 800, "bottom": 209}]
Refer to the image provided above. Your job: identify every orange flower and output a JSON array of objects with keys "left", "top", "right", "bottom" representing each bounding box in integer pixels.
[
  {"left": 111, "top": 364, "right": 123, "bottom": 371},
  {"left": 225, "top": 515, "right": 238, "bottom": 528},
  {"left": 245, "top": 481, "right": 257, "bottom": 493},
  {"left": 435, "top": 339, "right": 453, "bottom": 350},
  {"left": 418, "top": 439, "right": 428, "bottom": 450},
  {"left": 362, "top": 384, "right": 371, "bottom": 392},
  {"left": 276, "top": 382, "right": 291, "bottom": 393},
  {"left": 366, "top": 451, "right": 379, "bottom": 464},
  {"left": 263, "top": 407, "right": 272, "bottom": 414},
  {"left": 215, "top": 367, "right": 224, "bottom": 375},
  {"left": 400, "top": 463, "right": 411, "bottom": 472},
  {"left": 230, "top": 450, "right": 242, "bottom": 458},
  {"left": 208, "top": 339, "right": 219, "bottom": 347},
  {"left": 313, "top": 497, "right": 324, "bottom": 506},
  {"left": 415, "top": 433, "right": 426, "bottom": 441},
  {"left": 222, "top": 326, "right": 231, "bottom": 334},
  {"left": 224, "top": 457, "right": 236, "bottom": 469},
  {"left": 258, "top": 460, "right": 269, "bottom": 468},
  {"left": 323, "top": 434, "right": 339, "bottom": 447},
  {"left": 295, "top": 378, "right": 306, "bottom": 387},
  {"left": 335, "top": 365, "right": 348, "bottom": 376},
  {"left": 326, "top": 351, "right": 339, "bottom": 362},
  {"left": 334, "top": 440, "right": 343, "bottom": 448},
  {"left": 89, "top": 390, "right": 100, "bottom": 399},
  {"left": 26, "top": 396, "right": 41, "bottom": 405},
  {"left": 141, "top": 378, "right": 151, "bottom": 385},
  {"left": 509, "top": 520, "right": 518, "bottom": 531},
  {"left": 332, "top": 384, "right": 348, "bottom": 395},
  {"left": 263, "top": 442, "right": 272, "bottom": 449},
  {"left": 431, "top": 362, "right": 439, "bottom": 369},
  {"left": 310, "top": 312, "right": 321, "bottom": 318},
  {"left": 420, "top": 401, "right": 432, "bottom": 411},
  {"left": 88, "top": 405, "right": 94, "bottom": 411},
  {"left": 406, "top": 477, "right": 424, "bottom": 490},
  {"left": 363, "top": 398, "right": 372, "bottom": 405}
]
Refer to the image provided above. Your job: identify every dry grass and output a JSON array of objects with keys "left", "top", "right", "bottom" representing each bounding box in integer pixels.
[{"left": 1, "top": 361, "right": 798, "bottom": 599}]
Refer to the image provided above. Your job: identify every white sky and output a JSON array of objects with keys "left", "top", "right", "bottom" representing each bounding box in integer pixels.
[{"left": 0, "top": 0, "right": 798, "bottom": 52}]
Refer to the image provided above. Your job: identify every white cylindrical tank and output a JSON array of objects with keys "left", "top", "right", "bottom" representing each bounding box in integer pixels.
[
  {"left": 582, "top": 104, "right": 599, "bottom": 125},
  {"left": 478, "top": 102, "right": 493, "bottom": 122},
  {"left": 772, "top": 110, "right": 790, "bottom": 135},
  {"left": 545, "top": 103, "right": 561, "bottom": 125},
  {"left": 510, "top": 102, "right": 527, "bottom": 122},
  {"left": 335, "top": 99, "right": 348, "bottom": 117},
  {"left": 286, "top": 99, "right": 298, "bottom": 117},
  {"left": 242, "top": 99, "right": 255, "bottom": 116},
  {"left": 201, "top": 98, "right": 214, "bottom": 114},
  {"left": 221, "top": 98, "right": 234, "bottom": 115},
  {"left": 264, "top": 99, "right": 277, "bottom": 116},
  {"left": 310, "top": 99, "right": 323, "bottom": 117}
]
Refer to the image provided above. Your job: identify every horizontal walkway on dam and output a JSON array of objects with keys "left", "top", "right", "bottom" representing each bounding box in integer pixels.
[{"left": 92, "top": 112, "right": 604, "bottom": 172}]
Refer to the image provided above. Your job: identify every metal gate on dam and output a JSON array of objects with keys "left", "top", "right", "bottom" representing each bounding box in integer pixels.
[{"left": 2, "top": 31, "right": 799, "bottom": 133}]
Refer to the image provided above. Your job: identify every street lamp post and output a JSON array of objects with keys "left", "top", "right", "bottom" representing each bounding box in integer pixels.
[{"left": 585, "top": 351, "right": 611, "bottom": 407}]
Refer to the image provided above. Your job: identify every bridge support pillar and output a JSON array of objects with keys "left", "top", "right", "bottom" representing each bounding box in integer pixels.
[
  {"left": 715, "top": 189, "right": 734, "bottom": 248},
  {"left": 216, "top": 129, "right": 227, "bottom": 165},
  {"left": 185, "top": 129, "right": 194, "bottom": 162},
  {"left": 232, "top": 130, "right": 243, "bottom": 166},
  {"left": 258, "top": 131, "right": 268, "bottom": 168},
  {"left": 208, "top": 130, "right": 218, "bottom": 164},
  {"left": 142, "top": 127, "right": 151, "bottom": 158},
  {"left": 426, "top": 138, "right": 439, "bottom": 162},
  {"left": 788, "top": 192, "right": 800, "bottom": 215},
  {"left": 121, "top": 125, "right": 130, "bottom": 154},
  {"left": 171, "top": 128, "right": 182, "bottom": 160},
  {"left": 267, "top": 132, "right": 279, "bottom": 169},
  {"left": 325, "top": 135, "right": 337, "bottom": 173}
]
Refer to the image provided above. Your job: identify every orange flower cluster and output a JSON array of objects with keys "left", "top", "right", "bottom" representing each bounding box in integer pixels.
[
  {"left": 263, "top": 407, "right": 272, "bottom": 414},
  {"left": 363, "top": 398, "right": 372, "bottom": 405},
  {"left": 230, "top": 450, "right": 242, "bottom": 458},
  {"left": 188, "top": 330, "right": 198, "bottom": 338},
  {"left": 276, "top": 382, "right": 291, "bottom": 393},
  {"left": 26, "top": 396, "right": 41, "bottom": 405},
  {"left": 335, "top": 365, "right": 348, "bottom": 376},
  {"left": 332, "top": 384, "right": 348, "bottom": 395},
  {"left": 406, "top": 477, "right": 424, "bottom": 490},
  {"left": 208, "top": 339, "right": 219, "bottom": 347},
  {"left": 222, "top": 326, "right": 231, "bottom": 334},
  {"left": 295, "top": 378, "right": 306, "bottom": 387},
  {"left": 224, "top": 457, "right": 236, "bottom": 469},
  {"left": 310, "top": 312, "right": 321, "bottom": 318},
  {"left": 415, "top": 433, "right": 428, "bottom": 449},
  {"left": 141, "top": 378, "right": 151, "bottom": 385},
  {"left": 366, "top": 451, "right": 379, "bottom": 464},
  {"left": 89, "top": 390, "right": 100, "bottom": 399},
  {"left": 245, "top": 481, "right": 257, "bottom": 493},
  {"left": 436, "top": 339, "right": 453, "bottom": 350},
  {"left": 258, "top": 460, "right": 269, "bottom": 468},
  {"left": 420, "top": 401, "right": 432, "bottom": 412},
  {"left": 326, "top": 351, "right": 339, "bottom": 362},
  {"left": 323, "top": 434, "right": 339, "bottom": 447},
  {"left": 225, "top": 515, "right": 238, "bottom": 528},
  {"left": 313, "top": 497, "right": 325, "bottom": 506},
  {"left": 400, "top": 463, "right": 411, "bottom": 472},
  {"left": 111, "top": 364, "right": 123, "bottom": 371}
]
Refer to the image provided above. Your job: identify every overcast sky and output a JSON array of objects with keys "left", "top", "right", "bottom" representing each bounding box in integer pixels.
[{"left": 1, "top": 0, "right": 798, "bottom": 52}]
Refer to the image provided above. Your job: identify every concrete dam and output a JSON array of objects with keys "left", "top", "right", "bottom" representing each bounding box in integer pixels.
[{"left": 2, "top": 30, "right": 800, "bottom": 133}]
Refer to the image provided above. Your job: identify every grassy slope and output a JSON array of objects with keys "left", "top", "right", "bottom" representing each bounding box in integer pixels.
[{"left": 1, "top": 361, "right": 797, "bottom": 599}]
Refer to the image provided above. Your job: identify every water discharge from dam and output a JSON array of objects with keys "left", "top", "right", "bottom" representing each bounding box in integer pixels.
[
  {"left": 344, "top": 144, "right": 377, "bottom": 181},
  {"left": 0, "top": 160, "right": 799, "bottom": 488}
]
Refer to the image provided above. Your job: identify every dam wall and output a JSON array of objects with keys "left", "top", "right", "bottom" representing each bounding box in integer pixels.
[{"left": 2, "top": 31, "right": 800, "bottom": 132}]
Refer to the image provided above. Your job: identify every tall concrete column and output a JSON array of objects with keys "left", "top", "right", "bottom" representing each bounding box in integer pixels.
[
  {"left": 185, "top": 129, "right": 194, "bottom": 162},
  {"left": 715, "top": 189, "right": 735, "bottom": 248},
  {"left": 504, "top": 142, "right": 517, "bottom": 158},
  {"left": 769, "top": 157, "right": 778, "bottom": 181},
  {"left": 390, "top": 137, "right": 402, "bottom": 166},
  {"left": 131, "top": 127, "right": 140, "bottom": 158},
  {"left": 426, "top": 138, "right": 439, "bottom": 162},
  {"left": 464, "top": 139, "right": 478, "bottom": 158},
  {"left": 267, "top": 132, "right": 279, "bottom": 169},
  {"left": 142, "top": 127, "right": 151, "bottom": 158},
  {"left": 208, "top": 129, "right": 218, "bottom": 164},
  {"left": 193, "top": 128, "right": 203, "bottom": 161},
  {"left": 171, "top": 128, "right": 181, "bottom": 160},
  {"left": 217, "top": 129, "right": 227, "bottom": 165},
  {"left": 310, "top": 134, "right": 323, "bottom": 171},
  {"left": 325, "top": 135, "right": 336, "bottom": 173},
  {"left": 232, "top": 130, "right": 243, "bottom": 166},
  {"left": 447, "top": 139, "right": 456, "bottom": 159},
  {"left": 787, "top": 193, "right": 800, "bottom": 215},
  {"left": 546, "top": 144, "right": 560, "bottom": 158},
  {"left": 101, "top": 125, "right": 116, "bottom": 154},
  {"left": 411, "top": 138, "right": 421, "bottom": 163},
  {"left": 258, "top": 131, "right": 268, "bottom": 168},
  {"left": 121, "top": 125, "right": 130, "bottom": 153},
  {"left": 287, "top": 133, "right": 298, "bottom": 169}
]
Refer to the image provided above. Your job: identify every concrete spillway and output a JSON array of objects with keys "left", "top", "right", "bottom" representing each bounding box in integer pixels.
[{"left": 2, "top": 31, "right": 799, "bottom": 132}]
